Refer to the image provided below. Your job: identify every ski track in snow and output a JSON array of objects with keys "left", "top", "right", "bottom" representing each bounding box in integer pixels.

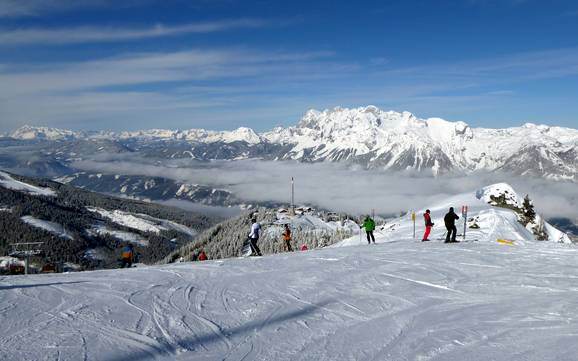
[{"left": 3, "top": 241, "right": 578, "bottom": 360}]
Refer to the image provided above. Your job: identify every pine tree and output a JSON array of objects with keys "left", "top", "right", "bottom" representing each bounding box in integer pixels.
[{"left": 522, "top": 195, "right": 536, "bottom": 224}]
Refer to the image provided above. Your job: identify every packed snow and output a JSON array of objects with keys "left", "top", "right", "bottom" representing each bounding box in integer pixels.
[
  {"left": 3, "top": 239, "right": 578, "bottom": 360},
  {"left": 0, "top": 171, "right": 56, "bottom": 197},
  {"left": 20, "top": 216, "right": 73, "bottom": 240}
]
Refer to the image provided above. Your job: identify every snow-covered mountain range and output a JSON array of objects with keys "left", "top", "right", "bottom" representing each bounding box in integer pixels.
[{"left": 8, "top": 106, "right": 578, "bottom": 179}]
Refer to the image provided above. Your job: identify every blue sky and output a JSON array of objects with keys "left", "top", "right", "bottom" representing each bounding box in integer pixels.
[{"left": 0, "top": 0, "right": 577, "bottom": 132}]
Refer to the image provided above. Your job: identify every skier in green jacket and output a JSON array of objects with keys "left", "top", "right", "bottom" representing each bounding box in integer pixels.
[{"left": 361, "top": 216, "right": 376, "bottom": 244}]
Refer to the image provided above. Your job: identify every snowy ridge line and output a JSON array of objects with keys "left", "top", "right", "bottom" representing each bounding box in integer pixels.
[{"left": 0, "top": 170, "right": 56, "bottom": 197}]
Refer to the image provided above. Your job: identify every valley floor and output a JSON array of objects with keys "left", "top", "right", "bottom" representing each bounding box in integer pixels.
[{"left": 2, "top": 238, "right": 578, "bottom": 361}]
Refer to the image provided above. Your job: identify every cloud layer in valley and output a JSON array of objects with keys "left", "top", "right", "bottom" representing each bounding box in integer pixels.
[{"left": 71, "top": 156, "right": 578, "bottom": 221}]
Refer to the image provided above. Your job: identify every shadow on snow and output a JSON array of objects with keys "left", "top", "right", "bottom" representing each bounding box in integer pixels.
[{"left": 0, "top": 281, "right": 88, "bottom": 290}]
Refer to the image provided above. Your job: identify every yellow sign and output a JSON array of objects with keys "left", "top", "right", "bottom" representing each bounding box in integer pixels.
[
  {"left": 411, "top": 211, "right": 416, "bottom": 221},
  {"left": 497, "top": 239, "right": 515, "bottom": 245}
]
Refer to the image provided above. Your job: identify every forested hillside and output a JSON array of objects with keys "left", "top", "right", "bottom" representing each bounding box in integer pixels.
[
  {"left": 0, "top": 171, "right": 218, "bottom": 271},
  {"left": 162, "top": 208, "right": 355, "bottom": 263}
]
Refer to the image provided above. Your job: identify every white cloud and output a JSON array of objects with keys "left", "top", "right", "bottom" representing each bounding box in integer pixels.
[
  {"left": 0, "top": 19, "right": 269, "bottom": 45},
  {"left": 70, "top": 157, "right": 578, "bottom": 220}
]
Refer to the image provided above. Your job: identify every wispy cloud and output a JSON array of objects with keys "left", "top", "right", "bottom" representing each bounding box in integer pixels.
[
  {"left": 0, "top": 49, "right": 337, "bottom": 96},
  {"left": 0, "top": 0, "right": 110, "bottom": 18},
  {"left": 1, "top": 45, "right": 577, "bottom": 132},
  {"left": 379, "top": 47, "right": 578, "bottom": 89},
  {"left": 0, "top": 19, "right": 270, "bottom": 45},
  {"left": 0, "top": 48, "right": 347, "bottom": 130}
]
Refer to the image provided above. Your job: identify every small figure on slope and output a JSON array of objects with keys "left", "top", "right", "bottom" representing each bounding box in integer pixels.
[
  {"left": 422, "top": 209, "right": 434, "bottom": 242},
  {"left": 248, "top": 218, "right": 263, "bottom": 256},
  {"left": 444, "top": 207, "right": 460, "bottom": 243},
  {"left": 120, "top": 244, "right": 134, "bottom": 268},
  {"left": 283, "top": 224, "right": 293, "bottom": 252},
  {"left": 198, "top": 250, "right": 208, "bottom": 261},
  {"left": 361, "top": 216, "right": 376, "bottom": 244}
]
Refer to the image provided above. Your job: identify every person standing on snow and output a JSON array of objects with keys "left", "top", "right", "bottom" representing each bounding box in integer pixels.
[
  {"left": 120, "top": 244, "right": 134, "bottom": 268},
  {"left": 361, "top": 216, "right": 376, "bottom": 244},
  {"left": 198, "top": 250, "right": 208, "bottom": 261},
  {"left": 422, "top": 209, "right": 434, "bottom": 242},
  {"left": 283, "top": 224, "right": 293, "bottom": 252},
  {"left": 248, "top": 218, "right": 263, "bottom": 256},
  {"left": 444, "top": 207, "right": 460, "bottom": 243}
]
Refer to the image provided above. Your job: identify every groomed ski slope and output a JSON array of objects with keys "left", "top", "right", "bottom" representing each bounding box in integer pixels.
[{"left": 2, "top": 240, "right": 578, "bottom": 361}]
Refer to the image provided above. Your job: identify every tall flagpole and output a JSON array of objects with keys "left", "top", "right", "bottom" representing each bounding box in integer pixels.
[{"left": 291, "top": 177, "right": 295, "bottom": 214}]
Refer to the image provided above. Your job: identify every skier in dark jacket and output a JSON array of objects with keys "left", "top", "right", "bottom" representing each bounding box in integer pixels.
[
  {"left": 444, "top": 207, "right": 460, "bottom": 243},
  {"left": 361, "top": 216, "right": 376, "bottom": 244},
  {"left": 422, "top": 209, "right": 434, "bottom": 242}
]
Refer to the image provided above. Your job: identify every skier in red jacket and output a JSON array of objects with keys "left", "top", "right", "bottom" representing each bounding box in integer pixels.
[{"left": 422, "top": 209, "right": 434, "bottom": 242}]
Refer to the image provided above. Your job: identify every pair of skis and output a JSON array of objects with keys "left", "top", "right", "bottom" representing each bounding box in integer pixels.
[{"left": 241, "top": 238, "right": 262, "bottom": 257}]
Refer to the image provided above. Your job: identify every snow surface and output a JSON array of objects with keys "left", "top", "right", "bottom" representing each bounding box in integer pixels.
[
  {"left": 21, "top": 216, "right": 73, "bottom": 240},
  {"left": 0, "top": 171, "right": 56, "bottom": 197},
  {"left": 86, "top": 208, "right": 196, "bottom": 238},
  {"left": 87, "top": 208, "right": 168, "bottom": 234},
  {"left": 3, "top": 240, "right": 578, "bottom": 360}
]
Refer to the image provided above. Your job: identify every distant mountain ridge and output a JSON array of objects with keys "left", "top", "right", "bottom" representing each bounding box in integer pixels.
[{"left": 7, "top": 106, "right": 578, "bottom": 180}]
